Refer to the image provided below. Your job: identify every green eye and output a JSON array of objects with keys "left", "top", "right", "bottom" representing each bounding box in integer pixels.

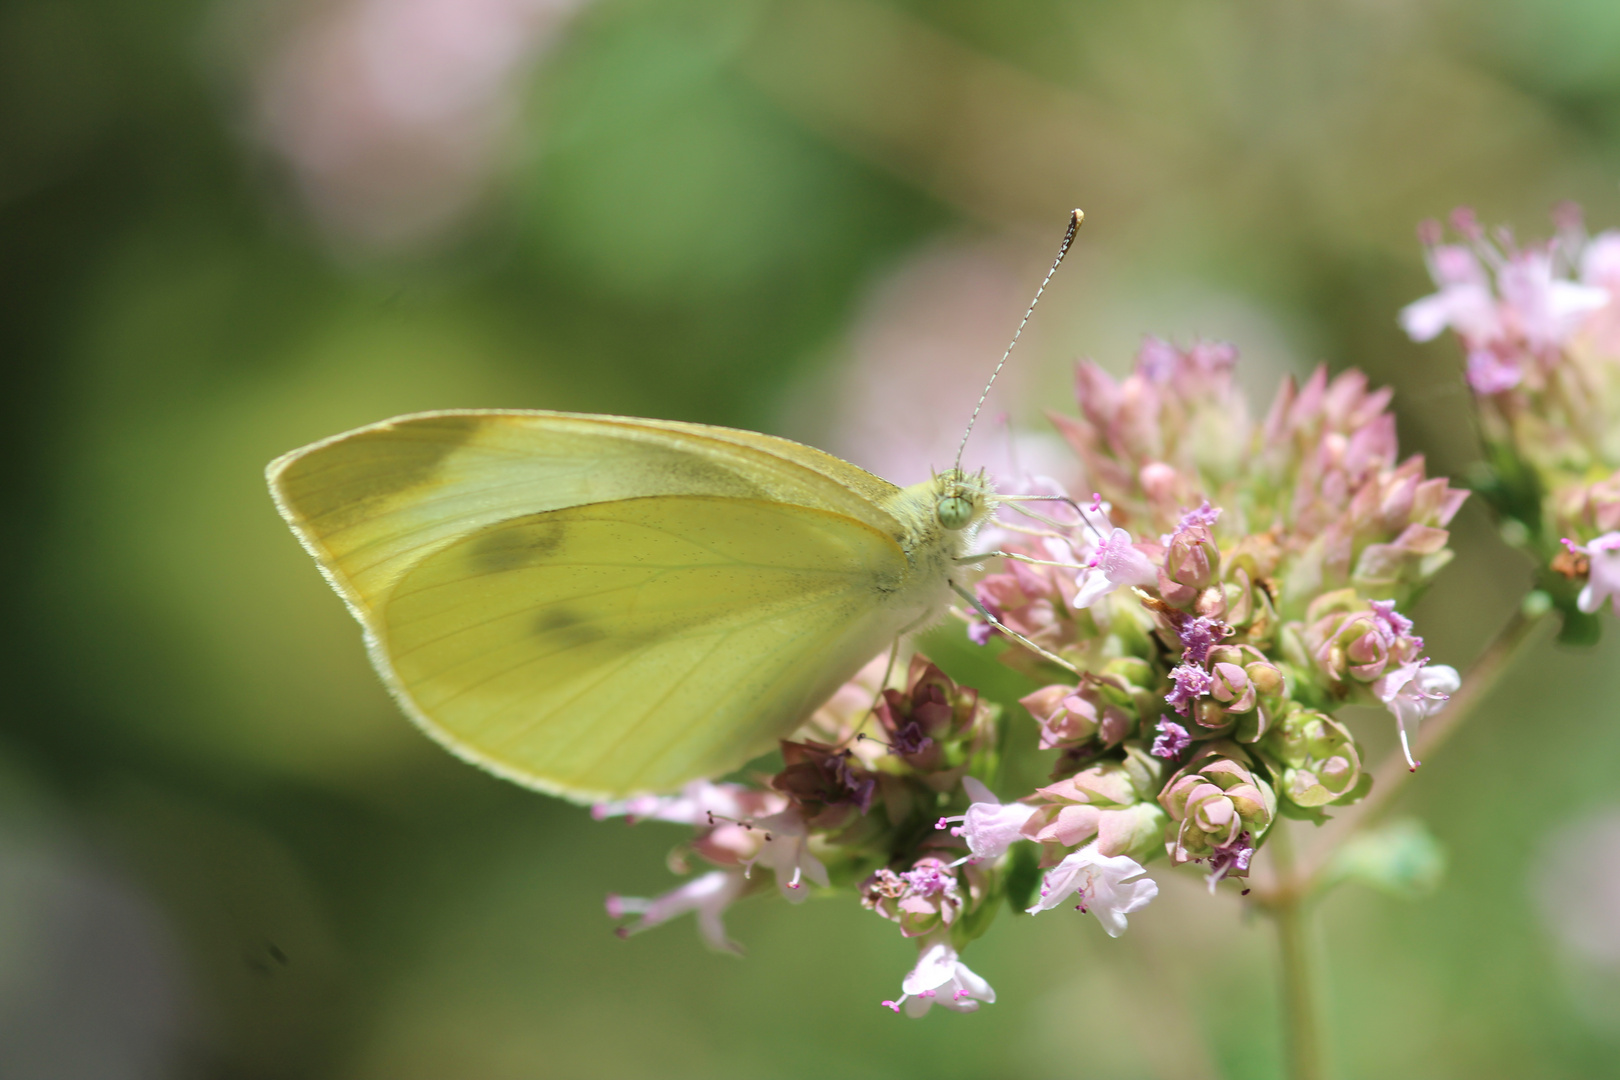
[{"left": 937, "top": 495, "right": 974, "bottom": 530}]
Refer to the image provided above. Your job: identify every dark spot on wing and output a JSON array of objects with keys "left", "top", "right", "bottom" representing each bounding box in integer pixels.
[
  {"left": 469, "top": 516, "right": 568, "bottom": 573},
  {"left": 533, "top": 607, "right": 608, "bottom": 647},
  {"left": 279, "top": 414, "right": 482, "bottom": 529}
]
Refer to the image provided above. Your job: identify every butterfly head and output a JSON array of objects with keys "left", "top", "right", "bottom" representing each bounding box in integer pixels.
[{"left": 933, "top": 468, "right": 995, "bottom": 531}]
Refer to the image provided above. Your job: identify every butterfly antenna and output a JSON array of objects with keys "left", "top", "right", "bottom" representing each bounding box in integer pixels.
[{"left": 952, "top": 208, "right": 1083, "bottom": 474}]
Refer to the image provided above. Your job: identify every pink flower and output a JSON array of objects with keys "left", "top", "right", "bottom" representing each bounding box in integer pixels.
[
  {"left": 591, "top": 780, "right": 781, "bottom": 825},
  {"left": 936, "top": 776, "right": 1036, "bottom": 864},
  {"left": 1074, "top": 527, "right": 1159, "bottom": 608},
  {"left": 862, "top": 859, "right": 964, "bottom": 938},
  {"left": 1579, "top": 231, "right": 1620, "bottom": 293},
  {"left": 743, "top": 809, "right": 830, "bottom": 902},
  {"left": 1497, "top": 249, "right": 1608, "bottom": 352},
  {"left": 1402, "top": 211, "right": 1609, "bottom": 392},
  {"left": 1464, "top": 348, "right": 1523, "bottom": 395},
  {"left": 1204, "top": 831, "right": 1255, "bottom": 892},
  {"left": 1374, "top": 660, "right": 1460, "bottom": 771},
  {"left": 1165, "top": 663, "right": 1213, "bottom": 714},
  {"left": 1176, "top": 614, "right": 1224, "bottom": 664},
  {"left": 1025, "top": 842, "right": 1159, "bottom": 936},
  {"left": 1400, "top": 244, "right": 1499, "bottom": 344},
  {"left": 605, "top": 870, "right": 747, "bottom": 954},
  {"left": 1568, "top": 533, "right": 1620, "bottom": 616},
  {"left": 881, "top": 935, "right": 996, "bottom": 1017},
  {"left": 1151, "top": 716, "right": 1191, "bottom": 759}
]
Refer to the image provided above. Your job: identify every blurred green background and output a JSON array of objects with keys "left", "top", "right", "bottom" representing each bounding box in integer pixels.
[{"left": 4, "top": 0, "right": 1620, "bottom": 1076}]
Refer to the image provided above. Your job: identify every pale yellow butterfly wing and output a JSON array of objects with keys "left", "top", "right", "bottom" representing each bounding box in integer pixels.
[
  {"left": 268, "top": 410, "right": 906, "bottom": 613},
  {"left": 267, "top": 411, "right": 941, "bottom": 800},
  {"left": 381, "top": 494, "right": 910, "bottom": 798}
]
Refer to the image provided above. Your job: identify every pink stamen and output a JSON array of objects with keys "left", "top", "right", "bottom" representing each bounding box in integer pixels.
[{"left": 881, "top": 999, "right": 902, "bottom": 1013}]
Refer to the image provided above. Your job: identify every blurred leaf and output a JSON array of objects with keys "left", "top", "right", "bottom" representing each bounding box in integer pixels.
[{"left": 1325, "top": 818, "right": 1447, "bottom": 901}]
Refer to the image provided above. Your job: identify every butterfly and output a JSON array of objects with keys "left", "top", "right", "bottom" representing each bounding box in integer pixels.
[{"left": 266, "top": 212, "right": 1081, "bottom": 803}]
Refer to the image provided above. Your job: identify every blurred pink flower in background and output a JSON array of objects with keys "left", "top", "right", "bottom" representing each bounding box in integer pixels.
[
  {"left": 1532, "top": 806, "right": 1620, "bottom": 1032},
  {"left": 1533, "top": 807, "right": 1620, "bottom": 967},
  {"left": 255, "top": 0, "right": 587, "bottom": 248}
]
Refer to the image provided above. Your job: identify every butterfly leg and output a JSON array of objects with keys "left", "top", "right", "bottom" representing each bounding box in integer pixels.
[
  {"left": 837, "top": 637, "right": 903, "bottom": 752},
  {"left": 950, "top": 582, "right": 1080, "bottom": 676}
]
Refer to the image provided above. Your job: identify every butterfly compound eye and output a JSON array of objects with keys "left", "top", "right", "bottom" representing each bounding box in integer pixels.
[{"left": 937, "top": 494, "right": 974, "bottom": 530}]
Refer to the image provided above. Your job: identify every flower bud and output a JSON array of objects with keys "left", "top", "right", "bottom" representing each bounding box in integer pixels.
[
  {"left": 1245, "top": 659, "right": 1284, "bottom": 698},
  {"left": 1020, "top": 683, "right": 1131, "bottom": 751},
  {"left": 876, "top": 655, "right": 997, "bottom": 780},
  {"left": 1305, "top": 594, "right": 1421, "bottom": 685},
  {"left": 773, "top": 740, "right": 876, "bottom": 828},
  {"left": 1159, "top": 742, "right": 1276, "bottom": 869},
  {"left": 1259, "top": 709, "right": 1363, "bottom": 808},
  {"left": 1022, "top": 758, "right": 1164, "bottom": 861},
  {"left": 1192, "top": 697, "right": 1230, "bottom": 732},
  {"left": 1209, "top": 662, "right": 1256, "bottom": 712},
  {"left": 1232, "top": 702, "right": 1273, "bottom": 744},
  {"left": 1166, "top": 524, "right": 1221, "bottom": 591}
]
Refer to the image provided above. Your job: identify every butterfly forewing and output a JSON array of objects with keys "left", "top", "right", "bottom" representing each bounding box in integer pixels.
[
  {"left": 380, "top": 495, "right": 911, "bottom": 798},
  {"left": 268, "top": 411, "right": 906, "bottom": 615}
]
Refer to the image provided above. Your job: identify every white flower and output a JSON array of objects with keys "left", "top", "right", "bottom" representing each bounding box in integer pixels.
[
  {"left": 1580, "top": 231, "right": 1620, "bottom": 292},
  {"left": 1400, "top": 240, "right": 1606, "bottom": 354},
  {"left": 1025, "top": 842, "right": 1159, "bottom": 937},
  {"left": 1400, "top": 244, "right": 1500, "bottom": 344},
  {"left": 591, "top": 780, "right": 782, "bottom": 826},
  {"left": 1570, "top": 533, "right": 1620, "bottom": 617},
  {"left": 1497, "top": 249, "right": 1608, "bottom": 351},
  {"left": 743, "top": 809, "right": 829, "bottom": 903},
  {"left": 937, "top": 776, "right": 1036, "bottom": 865},
  {"left": 1374, "top": 660, "right": 1460, "bottom": 771},
  {"left": 881, "top": 935, "right": 995, "bottom": 1017},
  {"left": 605, "top": 870, "right": 747, "bottom": 954},
  {"left": 1073, "top": 527, "right": 1159, "bottom": 609}
]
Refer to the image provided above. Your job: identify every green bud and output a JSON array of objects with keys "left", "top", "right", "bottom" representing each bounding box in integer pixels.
[{"left": 1259, "top": 708, "right": 1362, "bottom": 808}]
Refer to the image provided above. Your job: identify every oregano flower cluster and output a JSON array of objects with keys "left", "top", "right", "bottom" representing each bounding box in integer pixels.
[
  {"left": 1402, "top": 204, "right": 1620, "bottom": 642},
  {"left": 594, "top": 329, "right": 1478, "bottom": 1014}
]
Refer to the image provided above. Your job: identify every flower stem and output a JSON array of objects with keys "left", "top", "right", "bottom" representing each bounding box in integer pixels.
[
  {"left": 1274, "top": 895, "right": 1322, "bottom": 1080},
  {"left": 1264, "top": 826, "right": 1324, "bottom": 1080},
  {"left": 1247, "top": 602, "right": 1549, "bottom": 1079}
]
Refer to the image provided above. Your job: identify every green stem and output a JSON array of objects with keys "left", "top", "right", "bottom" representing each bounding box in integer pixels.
[
  {"left": 1266, "top": 826, "right": 1323, "bottom": 1080},
  {"left": 1274, "top": 896, "right": 1322, "bottom": 1080}
]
